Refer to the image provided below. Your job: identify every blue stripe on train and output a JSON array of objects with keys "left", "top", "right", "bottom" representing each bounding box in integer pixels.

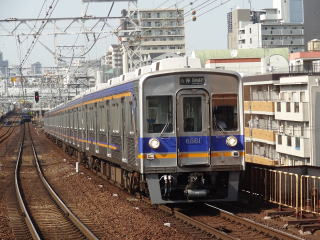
[
  {"left": 138, "top": 135, "right": 244, "bottom": 154},
  {"left": 54, "top": 82, "right": 135, "bottom": 112}
]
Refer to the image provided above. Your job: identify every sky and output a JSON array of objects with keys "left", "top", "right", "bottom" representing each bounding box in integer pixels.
[{"left": 0, "top": 0, "right": 272, "bottom": 67}]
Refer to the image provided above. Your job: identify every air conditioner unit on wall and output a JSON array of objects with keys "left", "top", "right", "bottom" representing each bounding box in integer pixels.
[{"left": 279, "top": 125, "right": 284, "bottom": 133}]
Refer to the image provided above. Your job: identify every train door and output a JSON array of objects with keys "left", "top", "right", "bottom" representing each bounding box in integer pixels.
[
  {"left": 121, "top": 98, "right": 128, "bottom": 163},
  {"left": 106, "top": 101, "right": 111, "bottom": 157},
  {"left": 176, "top": 89, "right": 211, "bottom": 167},
  {"left": 85, "top": 105, "right": 89, "bottom": 150},
  {"left": 94, "top": 103, "right": 99, "bottom": 153}
]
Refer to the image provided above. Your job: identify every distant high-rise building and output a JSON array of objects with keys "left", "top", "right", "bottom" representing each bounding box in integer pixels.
[
  {"left": 105, "top": 44, "right": 123, "bottom": 77},
  {"left": 273, "top": 0, "right": 304, "bottom": 23},
  {"left": 0, "top": 51, "right": 9, "bottom": 76},
  {"left": 303, "top": 0, "right": 320, "bottom": 50},
  {"left": 31, "top": 62, "right": 42, "bottom": 75}
]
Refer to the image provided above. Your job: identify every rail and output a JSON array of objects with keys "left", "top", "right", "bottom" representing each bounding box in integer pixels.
[
  {"left": 158, "top": 205, "right": 237, "bottom": 240},
  {"left": 15, "top": 123, "right": 98, "bottom": 240},
  {"left": 205, "top": 203, "right": 304, "bottom": 240},
  {"left": 242, "top": 166, "right": 320, "bottom": 215},
  {"left": 14, "top": 124, "right": 41, "bottom": 240}
]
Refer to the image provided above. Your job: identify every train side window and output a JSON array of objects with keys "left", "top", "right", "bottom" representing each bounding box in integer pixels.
[
  {"left": 146, "top": 96, "right": 173, "bottom": 133},
  {"left": 212, "top": 94, "right": 238, "bottom": 131}
]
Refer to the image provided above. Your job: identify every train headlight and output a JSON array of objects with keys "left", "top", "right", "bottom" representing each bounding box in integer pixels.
[
  {"left": 226, "top": 136, "right": 238, "bottom": 147},
  {"left": 149, "top": 138, "right": 160, "bottom": 149}
]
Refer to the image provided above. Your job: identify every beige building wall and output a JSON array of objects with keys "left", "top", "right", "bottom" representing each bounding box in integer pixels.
[{"left": 227, "top": 9, "right": 251, "bottom": 49}]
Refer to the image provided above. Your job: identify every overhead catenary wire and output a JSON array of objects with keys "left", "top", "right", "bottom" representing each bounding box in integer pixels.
[
  {"left": 185, "top": 0, "right": 231, "bottom": 23},
  {"left": 19, "top": 0, "right": 60, "bottom": 67},
  {"left": 184, "top": 0, "right": 219, "bottom": 17},
  {"left": 155, "top": 0, "right": 172, "bottom": 9},
  {"left": 163, "top": 0, "right": 188, "bottom": 10},
  {"left": 19, "top": 0, "right": 48, "bottom": 44},
  {"left": 80, "top": 1, "right": 115, "bottom": 57},
  {"left": 180, "top": 0, "right": 202, "bottom": 10}
]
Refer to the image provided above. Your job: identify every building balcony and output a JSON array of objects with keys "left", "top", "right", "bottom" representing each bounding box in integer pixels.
[
  {"left": 142, "top": 40, "right": 185, "bottom": 46},
  {"left": 282, "top": 39, "right": 304, "bottom": 46},
  {"left": 282, "top": 29, "right": 304, "bottom": 35},
  {"left": 276, "top": 135, "right": 310, "bottom": 158},
  {"left": 245, "top": 154, "right": 279, "bottom": 166},
  {"left": 275, "top": 102, "right": 309, "bottom": 121},
  {"left": 244, "top": 101, "right": 275, "bottom": 115},
  {"left": 262, "top": 29, "right": 304, "bottom": 36},
  {"left": 245, "top": 127, "right": 276, "bottom": 144},
  {"left": 262, "top": 39, "right": 304, "bottom": 47}
]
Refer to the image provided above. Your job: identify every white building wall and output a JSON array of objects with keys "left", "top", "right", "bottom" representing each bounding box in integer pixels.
[
  {"left": 238, "top": 22, "right": 304, "bottom": 53},
  {"left": 274, "top": 76, "right": 320, "bottom": 166},
  {"left": 205, "top": 61, "right": 262, "bottom": 76}
]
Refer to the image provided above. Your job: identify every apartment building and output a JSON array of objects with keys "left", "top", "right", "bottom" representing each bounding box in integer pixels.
[
  {"left": 124, "top": 9, "right": 185, "bottom": 56},
  {"left": 228, "top": 8, "right": 304, "bottom": 53},
  {"left": 227, "top": 9, "right": 252, "bottom": 50},
  {"left": 244, "top": 74, "right": 320, "bottom": 166},
  {"left": 289, "top": 47, "right": 320, "bottom": 73},
  {"left": 238, "top": 9, "right": 304, "bottom": 53},
  {"left": 105, "top": 45, "right": 122, "bottom": 69}
]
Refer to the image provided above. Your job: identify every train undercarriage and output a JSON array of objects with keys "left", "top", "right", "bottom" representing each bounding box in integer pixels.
[{"left": 47, "top": 134, "right": 240, "bottom": 204}]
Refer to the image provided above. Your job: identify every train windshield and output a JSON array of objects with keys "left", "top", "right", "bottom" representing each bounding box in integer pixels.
[
  {"left": 146, "top": 96, "right": 173, "bottom": 133},
  {"left": 212, "top": 94, "right": 238, "bottom": 131}
]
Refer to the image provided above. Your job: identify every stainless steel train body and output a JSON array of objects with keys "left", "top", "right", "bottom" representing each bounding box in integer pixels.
[{"left": 44, "top": 59, "right": 245, "bottom": 204}]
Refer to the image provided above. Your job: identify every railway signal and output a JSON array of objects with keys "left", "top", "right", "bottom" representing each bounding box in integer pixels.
[{"left": 35, "top": 91, "right": 39, "bottom": 103}]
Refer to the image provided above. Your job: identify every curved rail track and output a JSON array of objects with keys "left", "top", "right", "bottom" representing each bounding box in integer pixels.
[
  {"left": 15, "top": 123, "right": 98, "bottom": 240},
  {"left": 161, "top": 203, "right": 305, "bottom": 240},
  {"left": 0, "top": 116, "right": 18, "bottom": 143}
]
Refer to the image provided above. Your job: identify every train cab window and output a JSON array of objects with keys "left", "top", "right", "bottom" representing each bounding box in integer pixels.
[
  {"left": 146, "top": 96, "right": 173, "bottom": 133},
  {"left": 183, "top": 97, "right": 202, "bottom": 132},
  {"left": 213, "top": 94, "right": 238, "bottom": 131}
]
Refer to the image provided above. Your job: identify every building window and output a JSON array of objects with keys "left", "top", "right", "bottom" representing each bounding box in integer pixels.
[
  {"left": 277, "top": 102, "right": 281, "bottom": 112},
  {"left": 278, "top": 135, "right": 282, "bottom": 145},
  {"left": 286, "top": 102, "right": 291, "bottom": 112},
  {"left": 295, "top": 137, "right": 300, "bottom": 150},
  {"left": 287, "top": 136, "right": 292, "bottom": 147},
  {"left": 249, "top": 28, "right": 252, "bottom": 34},
  {"left": 294, "top": 102, "right": 299, "bottom": 113},
  {"left": 300, "top": 92, "right": 306, "bottom": 102},
  {"left": 250, "top": 38, "right": 252, "bottom": 44}
]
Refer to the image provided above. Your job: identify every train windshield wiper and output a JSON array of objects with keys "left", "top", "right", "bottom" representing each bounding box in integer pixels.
[{"left": 159, "top": 122, "right": 169, "bottom": 137}]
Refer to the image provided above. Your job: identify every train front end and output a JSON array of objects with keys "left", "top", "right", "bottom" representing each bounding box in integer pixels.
[{"left": 140, "top": 68, "right": 245, "bottom": 204}]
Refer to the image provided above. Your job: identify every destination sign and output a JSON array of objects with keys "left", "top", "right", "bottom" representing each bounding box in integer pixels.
[{"left": 180, "top": 77, "right": 205, "bottom": 85}]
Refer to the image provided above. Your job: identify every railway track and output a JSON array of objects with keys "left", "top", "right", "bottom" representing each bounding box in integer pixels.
[
  {"left": 0, "top": 117, "right": 18, "bottom": 144},
  {"left": 15, "top": 123, "right": 98, "bottom": 240},
  {"left": 164, "top": 203, "right": 305, "bottom": 240}
]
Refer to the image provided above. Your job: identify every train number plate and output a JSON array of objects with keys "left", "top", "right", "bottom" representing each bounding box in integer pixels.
[{"left": 185, "top": 137, "right": 201, "bottom": 144}]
